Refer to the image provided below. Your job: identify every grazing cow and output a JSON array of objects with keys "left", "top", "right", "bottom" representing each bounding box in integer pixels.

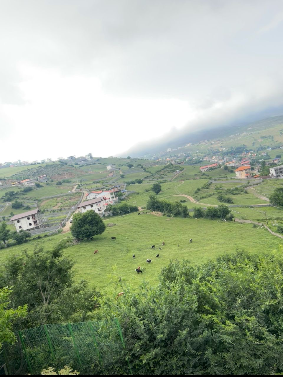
[
  {"left": 116, "top": 292, "right": 124, "bottom": 299},
  {"left": 138, "top": 212, "right": 141, "bottom": 215},
  {"left": 135, "top": 267, "right": 142, "bottom": 273},
  {"left": 133, "top": 254, "right": 135, "bottom": 258},
  {"left": 111, "top": 236, "right": 116, "bottom": 240},
  {"left": 147, "top": 259, "right": 152, "bottom": 263},
  {"left": 151, "top": 245, "right": 155, "bottom": 249},
  {"left": 162, "top": 241, "right": 165, "bottom": 246},
  {"left": 94, "top": 250, "right": 98, "bottom": 254},
  {"left": 190, "top": 239, "right": 192, "bottom": 243},
  {"left": 156, "top": 254, "right": 159, "bottom": 258},
  {"left": 159, "top": 247, "right": 162, "bottom": 250}
]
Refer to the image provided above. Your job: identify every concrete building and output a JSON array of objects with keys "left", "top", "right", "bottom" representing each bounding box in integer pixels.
[
  {"left": 270, "top": 165, "right": 283, "bottom": 178},
  {"left": 77, "top": 197, "right": 108, "bottom": 215},
  {"left": 235, "top": 165, "right": 251, "bottom": 179},
  {"left": 86, "top": 188, "right": 119, "bottom": 203},
  {"left": 10, "top": 209, "right": 41, "bottom": 232}
]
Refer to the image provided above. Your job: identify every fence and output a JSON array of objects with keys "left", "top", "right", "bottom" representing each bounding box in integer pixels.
[{"left": 0, "top": 318, "right": 131, "bottom": 375}]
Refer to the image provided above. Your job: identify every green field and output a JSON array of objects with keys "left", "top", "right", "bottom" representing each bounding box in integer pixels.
[{"left": 1, "top": 212, "right": 282, "bottom": 296}]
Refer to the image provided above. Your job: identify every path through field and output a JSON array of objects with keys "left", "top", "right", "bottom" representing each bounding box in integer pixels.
[{"left": 61, "top": 190, "right": 89, "bottom": 233}]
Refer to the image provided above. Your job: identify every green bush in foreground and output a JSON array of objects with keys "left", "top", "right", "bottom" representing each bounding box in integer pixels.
[{"left": 97, "top": 250, "right": 283, "bottom": 375}]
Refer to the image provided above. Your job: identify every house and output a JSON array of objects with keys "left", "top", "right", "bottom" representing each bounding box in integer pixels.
[
  {"left": 200, "top": 163, "right": 218, "bottom": 172},
  {"left": 235, "top": 165, "right": 251, "bottom": 179},
  {"left": 77, "top": 197, "right": 107, "bottom": 215},
  {"left": 10, "top": 209, "right": 41, "bottom": 232},
  {"left": 270, "top": 165, "right": 283, "bottom": 178},
  {"left": 86, "top": 188, "right": 119, "bottom": 204},
  {"left": 20, "top": 179, "right": 35, "bottom": 186}
]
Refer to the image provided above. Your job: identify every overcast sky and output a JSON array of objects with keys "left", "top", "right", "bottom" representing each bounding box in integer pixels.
[{"left": 1, "top": 0, "right": 283, "bottom": 162}]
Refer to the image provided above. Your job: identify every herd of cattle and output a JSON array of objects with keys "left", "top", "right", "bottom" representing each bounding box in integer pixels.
[{"left": 94, "top": 237, "right": 193, "bottom": 274}]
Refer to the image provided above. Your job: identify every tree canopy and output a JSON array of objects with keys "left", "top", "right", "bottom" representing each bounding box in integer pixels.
[
  {"left": 270, "top": 187, "right": 283, "bottom": 207},
  {"left": 71, "top": 210, "right": 106, "bottom": 241},
  {"left": 0, "top": 287, "right": 27, "bottom": 349},
  {"left": 0, "top": 239, "right": 100, "bottom": 329},
  {"left": 151, "top": 183, "right": 161, "bottom": 194}
]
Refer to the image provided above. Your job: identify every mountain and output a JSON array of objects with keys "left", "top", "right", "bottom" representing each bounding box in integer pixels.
[{"left": 122, "top": 114, "right": 283, "bottom": 158}]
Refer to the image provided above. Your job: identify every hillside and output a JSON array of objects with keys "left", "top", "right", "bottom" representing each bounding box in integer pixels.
[{"left": 129, "top": 115, "right": 283, "bottom": 160}]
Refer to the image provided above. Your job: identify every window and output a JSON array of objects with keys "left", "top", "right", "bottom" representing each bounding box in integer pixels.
[
  {"left": 90, "top": 204, "right": 93, "bottom": 208},
  {"left": 19, "top": 226, "right": 22, "bottom": 229},
  {"left": 17, "top": 220, "right": 20, "bottom": 223},
  {"left": 27, "top": 217, "right": 30, "bottom": 220},
  {"left": 29, "top": 223, "right": 32, "bottom": 226}
]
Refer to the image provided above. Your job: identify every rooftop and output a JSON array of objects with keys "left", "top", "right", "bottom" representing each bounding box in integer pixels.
[{"left": 10, "top": 208, "right": 39, "bottom": 221}]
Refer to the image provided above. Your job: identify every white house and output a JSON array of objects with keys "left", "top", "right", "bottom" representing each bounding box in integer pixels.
[
  {"left": 86, "top": 188, "right": 119, "bottom": 204},
  {"left": 270, "top": 165, "right": 283, "bottom": 178},
  {"left": 77, "top": 197, "right": 109, "bottom": 215},
  {"left": 10, "top": 209, "right": 41, "bottom": 232}
]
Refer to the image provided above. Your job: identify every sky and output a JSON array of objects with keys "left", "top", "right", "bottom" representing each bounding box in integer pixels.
[{"left": 1, "top": 0, "right": 283, "bottom": 162}]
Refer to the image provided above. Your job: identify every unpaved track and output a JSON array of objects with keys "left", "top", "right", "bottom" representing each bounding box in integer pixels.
[{"left": 61, "top": 190, "right": 89, "bottom": 233}]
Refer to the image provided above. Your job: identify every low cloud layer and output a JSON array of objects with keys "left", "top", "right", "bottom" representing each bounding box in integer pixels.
[{"left": 0, "top": 0, "right": 283, "bottom": 161}]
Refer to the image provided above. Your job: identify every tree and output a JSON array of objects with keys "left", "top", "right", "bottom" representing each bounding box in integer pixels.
[
  {"left": 193, "top": 207, "right": 205, "bottom": 218},
  {"left": 270, "top": 187, "right": 283, "bottom": 207},
  {"left": 71, "top": 210, "right": 106, "bottom": 241},
  {"left": 0, "top": 287, "right": 27, "bottom": 349},
  {"left": 0, "top": 222, "right": 10, "bottom": 246},
  {"left": 12, "top": 200, "right": 24, "bottom": 209},
  {"left": 0, "top": 239, "right": 100, "bottom": 328},
  {"left": 152, "top": 183, "right": 161, "bottom": 195},
  {"left": 11, "top": 229, "right": 31, "bottom": 245},
  {"left": 217, "top": 204, "right": 231, "bottom": 219},
  {"left": 97, "top": 250, "right": 283, "bottom": 375}
]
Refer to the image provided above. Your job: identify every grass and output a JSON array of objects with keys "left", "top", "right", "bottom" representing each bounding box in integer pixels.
[
  {"left": 0, "top": 164, "right": 44, "bottom": 178},
  {"left": 1, "top": 213, "right": 282, "bottom": 296}
]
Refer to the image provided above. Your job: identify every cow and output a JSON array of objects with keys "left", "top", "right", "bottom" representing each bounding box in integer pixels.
[
  {"left": 156, "top": 254, "right": 159, "bottom": 258},
  {"left": 190, "top": 239, "right": 192, "bottom": 243},
  {"left": 135, "top": 267, "right": 142, "bottom": 273},
  {"left": 94, "top": 250, "right": 98, "bottom": 254},
  {"left": 162, "top": 241, "right": 165, "bottom": 246},
  {"left": 116, "top": 292, "right": 124, "bottom": 299},
  {"left": 133, "top": 254, "right": 135, "bottom": 258},
  {"left": 151, "top": 245, "right": 155, "bottom": 249},
  {"left": 147, "top": 259, "right": 152, "bottom": 263},
  {"left": 111, "top": 237, "right": 116, "bottom": 240}
]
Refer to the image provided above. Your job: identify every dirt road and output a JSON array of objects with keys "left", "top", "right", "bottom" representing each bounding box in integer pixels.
[{"left": 61, "top": 190, "right": 89, "bottom": 234}]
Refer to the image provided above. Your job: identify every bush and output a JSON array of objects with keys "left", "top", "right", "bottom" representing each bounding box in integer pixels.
[
  {"left": 12, "top": 200, "right": 24, "bottom": 209},
  {"left": 71, "top": 210, "right": 106, "bottom": 241}
]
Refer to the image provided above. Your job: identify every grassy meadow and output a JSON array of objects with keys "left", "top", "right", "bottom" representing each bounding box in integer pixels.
[{"left": 1, "top": 212, "right": 282, "bottom": 298}]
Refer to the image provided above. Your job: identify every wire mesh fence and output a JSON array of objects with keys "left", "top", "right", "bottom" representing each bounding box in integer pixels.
[{"left": 0, "top": 318, "right": 130, "bottom": 375}]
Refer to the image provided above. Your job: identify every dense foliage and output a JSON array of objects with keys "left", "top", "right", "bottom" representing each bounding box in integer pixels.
[
  {"left": 106, "top": 202, "right": 138, "bottom": 216},
  {"left": 0, "top": 240, "right": 100, "bottom": 329},
  {"left": 71, "top": 210, "right": 106, "bottom": 241},
  {"left": 146, "top": 195, "right": 189, "bottom": 217},
  {"left": 96, "top": 250, "right": 283, "bottom": 375},
  {"left": 193, "top": 204, "right": 233, "bottom": 220},
  {"left": 0, "top": 287, "right": 27, "bottom": 349},
  {"left": 270, "top": 187, "right": 283, "bottom": 207},
  {"left": 151, "top": 183, "right": 161, "bottom": 195}
]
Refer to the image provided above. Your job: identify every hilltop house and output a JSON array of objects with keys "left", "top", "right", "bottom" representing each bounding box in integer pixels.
[
  {"left": 270, "top": 165, "right": 283, "bottom": 178},
  {"left": 10, "top": 209, "right": 41, "bottom": 232},
  {"left": 86, "top": 188, "right": 119, "bottom": 203},
  {"left": 77, "top": 197, "right": 110, "bottom": 216},
  {"left": 20, "top": 179, "right": 35, "bottom": 186},
  {"left": 200, "top": 163, "right": 218, "bottom": 172},
  {"left": 235, "top": 165, "right": 251, "bottom": 179}
]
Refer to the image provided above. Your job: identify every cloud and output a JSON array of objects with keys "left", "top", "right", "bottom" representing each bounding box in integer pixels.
[{"left": 0, "top": 0, "right": 283, "bottom": 161}]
